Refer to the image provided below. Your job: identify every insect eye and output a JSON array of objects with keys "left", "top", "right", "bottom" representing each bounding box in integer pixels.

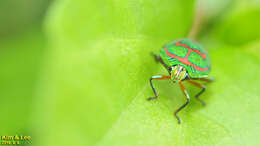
[{"left": 169, "top": 66, "right": 175, "bottom": 71}]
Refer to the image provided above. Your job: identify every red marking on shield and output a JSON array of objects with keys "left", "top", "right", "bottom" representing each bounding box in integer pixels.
[
  {"left": 164, "top": 48, "right": 209, "bottom": 72},
  {"left": 175, "top": 41, "right": 207, "bottom": 59}
]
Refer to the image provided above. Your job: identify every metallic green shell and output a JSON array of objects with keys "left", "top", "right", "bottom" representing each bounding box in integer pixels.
[{"left": 160, "top": 39, "right": 211, "bottom": 78}]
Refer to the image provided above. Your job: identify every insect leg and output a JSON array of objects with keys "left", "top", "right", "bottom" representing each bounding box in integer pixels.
[
  {"left": 147, "top": 75, "right": 170, "bottom": 101},
  {"left": 151, "top": 52, "right": 161, "bottom": 62},
  {"left": 174, "top": 81, "right": 190, "bottom": 124},
  {"left": 187, "top": 80, "right": 206, "bottom": 105},
  {"left": 192, "top": 77, "right": 215, "bottom": 83},
  {"left": 151, "top": 53, "right": 170, "bottom": 72}
]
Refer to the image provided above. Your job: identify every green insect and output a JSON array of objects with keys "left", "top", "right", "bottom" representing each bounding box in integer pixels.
[{"left": 148, "top": 39, "right": 214, "bottom": 124}]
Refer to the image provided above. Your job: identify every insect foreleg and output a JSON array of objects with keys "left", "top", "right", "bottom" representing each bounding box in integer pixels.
[
  {"left": 147, "top": 75, "right": 170, "bottom": 101},
  {"left": 174, "top": 81, "right": 190, "bottom": 124}
]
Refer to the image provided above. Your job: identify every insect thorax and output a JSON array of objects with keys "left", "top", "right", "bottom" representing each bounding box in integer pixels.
[{"left": 170, "top": 65, "right": 187, "bottom": 82}]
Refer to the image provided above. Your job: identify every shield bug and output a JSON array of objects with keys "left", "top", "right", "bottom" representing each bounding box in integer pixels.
[{"left": 147, "top": 39, "right": 214, "bottom": 124}]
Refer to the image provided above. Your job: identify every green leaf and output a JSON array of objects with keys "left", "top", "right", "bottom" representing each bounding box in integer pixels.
[
  {"left": 94, "top": 46, "right": 260, "bottom": 146},
  {"left": 37, "top": 0, "right": 260, "bottom": 146}
]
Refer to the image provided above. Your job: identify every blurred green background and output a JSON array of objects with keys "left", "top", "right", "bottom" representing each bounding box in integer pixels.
[
  {"left": 1, "top": 0, "right": 260, "bottom": 146},
  {"left": 0, "top": 0, "right": 51, "bottom": 145}
]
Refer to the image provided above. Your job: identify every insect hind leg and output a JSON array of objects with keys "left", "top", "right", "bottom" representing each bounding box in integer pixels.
[{"left": 187, "top": 80, "right": 206, "bottom": 105}]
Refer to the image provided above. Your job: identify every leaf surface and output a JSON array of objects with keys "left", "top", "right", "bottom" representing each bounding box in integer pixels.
[{"left": 38, "top": 0, "right": 260, "bottom": 146}]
